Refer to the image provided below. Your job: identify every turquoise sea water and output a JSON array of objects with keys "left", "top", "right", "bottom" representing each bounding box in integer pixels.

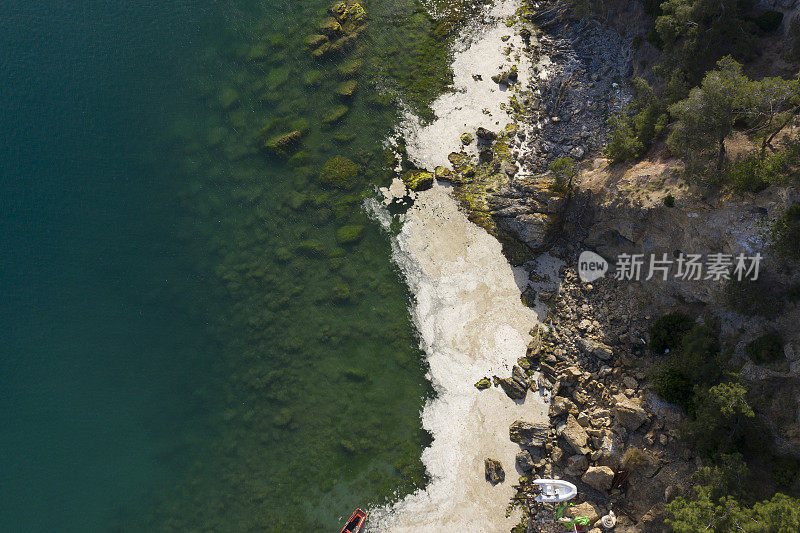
[{"left": 0, "top": 1, "right": 466, "bottom": 530}]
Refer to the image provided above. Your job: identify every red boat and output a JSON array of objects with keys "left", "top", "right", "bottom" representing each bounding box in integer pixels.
[{"left": 340, "top": 508, "right": 366, "bottom": 533}]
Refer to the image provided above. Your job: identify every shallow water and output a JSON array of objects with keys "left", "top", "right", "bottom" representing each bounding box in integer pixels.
[{"left": 1, "top": 0, "right": 475, "bottom": 530}]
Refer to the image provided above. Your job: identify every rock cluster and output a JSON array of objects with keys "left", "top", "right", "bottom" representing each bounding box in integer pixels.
[
  {"left": 498, "top": 257, "right": 699, "bottom": 532},
  {"left": 450, "top": 1, "right": 634, "bottom": 255},
  {"left": 306, "top": 1, "right": 368, "bottom": 60}
]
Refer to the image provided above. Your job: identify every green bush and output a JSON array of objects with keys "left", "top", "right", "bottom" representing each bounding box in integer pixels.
[
  {"left": 726, "top": 151, "right": 790, "bottom": 193},
  {"left": 746, "top": 332, "right": 783, "bottom": 364},
  {"left": 605, "top": 113, "right": 643, "bottom": 162},
  {"left": 679, "top": 324, "right": 724, "bottom": 385},
  {"left": 750, "top": 10, "right": 783, "bottom": 34},
  {"left": 548, "top": 157, "right": 576, "bottom": 192},
  {"left": 771, "top": 204, "right": 800, "bottom": 260},
  {"left": 604, "top": 79, "right": 668, "bottom": 163},
  {"left": 664, "top": 194, "right": 675, "bottom": 207},
  {"left": 789, "top": 283, "right": 800, "bottom": 302},
  {"left": 652, "top": 323, "right": 723, "bottom": 412},
  {"left": 772, "top": 456, "right": 800, "bottom": 489},
  {"left": 724, "top": 278, "right": 781, "bottom": 318},
  {"left": 651, "top": 366, "right": 695, "bottom": 410},
  {"left": 650, "top": 312, "right": 695, "bottom": 354}
]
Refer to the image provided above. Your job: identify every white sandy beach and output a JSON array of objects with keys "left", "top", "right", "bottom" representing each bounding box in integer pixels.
[{"left": 369, "top": 2, "right": 551, "bottom": 530}]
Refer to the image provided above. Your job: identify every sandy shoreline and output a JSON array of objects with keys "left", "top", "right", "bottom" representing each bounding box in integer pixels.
[
  {"left": 369, "top": 1, "right": 549, "bottom": 530},
  {"left": 369, "top": 184, "right": 548, "bottom": 532}
]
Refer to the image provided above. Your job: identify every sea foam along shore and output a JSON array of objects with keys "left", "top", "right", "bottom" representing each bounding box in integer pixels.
[
  {"left": 367, "top": 185, "right": 547, "bottom": 532},
  {"left": 367, "top": 1, "right": 548, "bottom": 530}
]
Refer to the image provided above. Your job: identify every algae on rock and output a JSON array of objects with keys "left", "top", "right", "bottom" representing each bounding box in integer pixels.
[
  {"left": 320, "top": 155, "right": 359, "bottom": 189},
  {"left": 323, "top": 105, "right": 349, "bottom": 125},
  {"left": 264, "top": 130, "right": 303, "bottom": 157},
  {"left": 336, "top": 80, "right": 358, "bottom": 98},
  {"left": 401, "top": 169, "right": 434, "bottom": 191},
  {"left": 336, "top": 225, "right": 365, "bottom": 244}
]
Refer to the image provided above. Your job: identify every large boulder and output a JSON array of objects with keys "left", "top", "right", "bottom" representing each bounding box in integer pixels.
[
  {"left": 561, "top": 415, "right": 590, "bottom": 454},
  {"left": 565, "top": 453, "right": 589, "bottom": 476},
  {"left": 264, "top": 130, "right": 302, "bottom": 157},
  {"left": 495, "top": 212, "right": 554, "bottom": 251},
  {"left": 498, "top": 376, "right": 527, "bottom": 399},
  {"left": 550, "top": 396, "right": 577, "bottom": 417},
  {"left": 476, "top": 127, "right": 497, "bottom": 142},
  {"left": 582, "top": 465, "right": 615, "bottom": 491},
  {"left": 485, "top": 458, "right": 505, "bottom": 484},
  {"left": 401, "top": 169, "right": 434, "bottom": 191},
  {"left": 567, "top": 501, "right": 602, "bottom": 527},
  {"left": 577, "top": 337, "right": 614, "bottom": 361},
  {"left": 510, "top": 420, "right": 548, "bottom": 448},
  {"left": 497, "top": 365, "right": 529, "bottom": 400},
  {"left": 613, "top": 394, "right": 649, "bottom": 431},
  {"left": 320, "top": 156, "right": 359, "bottom": 189},
  {"left": 516, "top": 449, "right": 535, "bottom": 472}
]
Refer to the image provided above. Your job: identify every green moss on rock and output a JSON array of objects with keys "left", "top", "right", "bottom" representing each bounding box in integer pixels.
[
  {"left": 336, "top": 80, "right": 358, "bottom": 98},
  {"left": 304, "top": 70, "right": 324, "bottom": 87},
  {"left": 435, "top": 166, "right": 454, "bottom": 181},
  {"left": 287, "top": 151, "right": 312, "bottom": 168},
  {"left": 320, "top": 156, "right": 359, "bottom": 189},
  {"left": 323, "top": 105, "right": 349, "bottom": 125},
  {"left": 401, "top": 169, "right": 434, "bottom": 191},
  {"left": 264, "top": 130, "right": 303, "bottom": 157},
  {"left": 218, "top": 87, "right": 240, "bottom": 110},
  {"left": 305, "top": 34, "right": 328, "bottom": 48},
  {"left": 331, "top": 283, "right": 352, "bottom": 302},
  {"left": 336, "top": 225, "right": 365, "bottom": 244},
  {"left": 338, "top": 59, "right": 363, "bottom": 78},
  {"left": 475, "top": 377, "right": 491, "bottom": 390},
  {"left": 319, "top": 17, "right": 343, "bottom": 36},
  {"left": 448, "top": 151, "right": 471, "bottom": 171}
]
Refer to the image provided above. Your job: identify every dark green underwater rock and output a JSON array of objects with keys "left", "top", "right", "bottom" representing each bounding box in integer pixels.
[
  {"left": 336, "top": 80, "right": 358, "bottom": 98},
  {"left": 336, "top": 225, "right": 364, "bottom": 244},
  {"left": 264, "top": 130, "right": 303, "bottom": 157},
  {"left": 338, "top": 59, "right": 363, "bottom": 78},
  {"left": 322, "top": 105, "right": 349, "bottom": 125},
  {"left": 320, "top": 156, "right": 359, "bottom": 189}
]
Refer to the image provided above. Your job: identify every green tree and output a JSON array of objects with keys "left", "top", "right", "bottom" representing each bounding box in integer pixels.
[
  {"left": 649, "top": 312, "right": 694, "bottom": 354},
  {"left": 651, "top": 324, "right": 722, "bottom": 412},
  {"left": 770, "top": 204, "right": 800, "bottom": 260},
  {"left": 667, "top": 490, "right": 800, "bottom": 532},
  {"left": 548, "top": 157, "right": 576, "bottom": 192},
  {"left": 605, "top": 78, "right": 668, "bottom": 162},
  {"left": 689, "top": 381, "right": 754, "bottom": 456},
  {"left": 668, "top": 57, "right": 752, "bottom": 171},
  {"left": 748, "top": 76, "right": 800, "bottom": 153},
  {"left": 655, "top": 0, "right": 757, "bottom": 89}
]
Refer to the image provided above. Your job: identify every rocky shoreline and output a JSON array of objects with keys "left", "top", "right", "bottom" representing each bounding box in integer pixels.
[
  {"left": 390, "top": 0, "right": 799, "bottom": 529},
  {"left": 490, "top": 255, "right": 700, "bottom": 532},
  {"left": 414, "top": 1, "right": 701, "bottom": 530}
]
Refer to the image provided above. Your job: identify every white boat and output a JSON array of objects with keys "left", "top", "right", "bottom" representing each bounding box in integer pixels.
[{"left": 532, "top": 478, "right": 578, "bottom": 503}]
